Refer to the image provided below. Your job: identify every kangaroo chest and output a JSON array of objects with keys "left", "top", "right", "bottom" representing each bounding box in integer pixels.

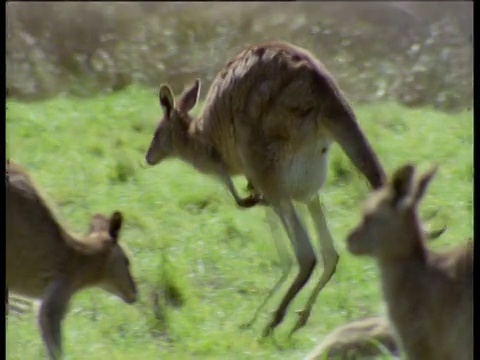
[{"left": 278, "top": 138, "right": 332, "bottom": 202}]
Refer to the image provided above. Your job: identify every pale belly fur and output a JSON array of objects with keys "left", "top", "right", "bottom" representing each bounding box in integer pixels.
[{"left": 279, "top": 138, "right": 332, "bottom": 202}]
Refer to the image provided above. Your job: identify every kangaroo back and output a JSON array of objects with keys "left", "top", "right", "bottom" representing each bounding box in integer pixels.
[
  {"left": 7, "top": 162, "right": 71, "bottom": 297},
  {"left": 195, "top": 41, "right": 385, "bottom": 188}
]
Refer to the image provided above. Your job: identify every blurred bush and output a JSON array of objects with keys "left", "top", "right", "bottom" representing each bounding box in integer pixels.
[{"left": 6, "top": 2, "right": 473, "bottom": 112}]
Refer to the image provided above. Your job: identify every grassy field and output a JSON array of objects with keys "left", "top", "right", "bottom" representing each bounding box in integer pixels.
[{"left": 6, "top": 85, "right": 473, "bottom": 359}]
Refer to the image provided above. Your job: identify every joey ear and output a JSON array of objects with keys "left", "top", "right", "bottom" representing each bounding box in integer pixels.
[
  {"left": 109, "top": 211, "right": 123, "bottom": 242},
  {"left": 159, "top": 85, "right": 175, "bottom": 118},
  {"left": 391, "top": 163, "right": 416, "bottom": 207},
  {"left": 413, "top": 165, "right": 438, "bottom": 204},
  {"left": 177, "top": 79, "right": 201, "bottom": 113}
]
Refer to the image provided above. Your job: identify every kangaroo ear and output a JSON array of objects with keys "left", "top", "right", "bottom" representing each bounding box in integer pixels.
[
  {"left": 177, "top": 79, "right": 201, "bottom": 113},
  {"left": 414, "top": 165, "right": 438, "bottom": 204},
  {"left": 159, "top": 85, "right": 175, "bottom": 118},
  {"left": 390, "top": 163, "right": 416, "bottom": 208},
  {"left": 109, "top": 211, "right": 123, "bottom": 242}
]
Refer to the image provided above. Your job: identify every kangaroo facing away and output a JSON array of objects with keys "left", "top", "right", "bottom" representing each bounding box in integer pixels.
[
  {"left": 144, "top": 41, "right": 387, "bottom": 336},
  {"left": 6, "top": 160, "right": 138, "bottom": 360},
  {"left": 346, "top": 164, "right": 473, "bottom": 360}
]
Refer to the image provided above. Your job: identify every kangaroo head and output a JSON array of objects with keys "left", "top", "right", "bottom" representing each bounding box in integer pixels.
[
  {"left": 347, "top": 163, "right": 438, "bottom": 259},
  {"left": 86, "top": 211, "right": 137, "bottom": 304},
  {"left": 145, "top": 79, "right": 201, "bottom": 166}
]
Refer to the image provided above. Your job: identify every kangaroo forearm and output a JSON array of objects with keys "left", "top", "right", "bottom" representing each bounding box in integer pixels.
[
  {"left": 39, "top": 303, "right": 64, "bottom": 359},
  {"left": 215, "top": 165, "right": 267, "bottom": 208},
  {"left": 38, "top": 280, "right": 71, "bottom": 359}
]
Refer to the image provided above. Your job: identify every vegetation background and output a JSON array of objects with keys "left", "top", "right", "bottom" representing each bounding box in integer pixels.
[{"left": 6, "top": 2, "right": 473, "bottom": 359}]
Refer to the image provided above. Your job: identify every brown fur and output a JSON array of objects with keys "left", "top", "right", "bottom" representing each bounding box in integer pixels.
[
  {"left": 6, "top": 160, "right": 138, "bottom": 360},
  {"left": 305, "top": 316, "right": 399, "bottom": 359},
  {"left": 144, "top": 41, "right": 386, "bottom": 336},
  {"left": 346, "top": 164, "right": 473, "bottom": 360}
]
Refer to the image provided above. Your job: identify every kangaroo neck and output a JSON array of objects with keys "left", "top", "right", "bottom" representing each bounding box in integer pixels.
[{"left": 175, "top": 120, "right": 222, "bottom": 176}]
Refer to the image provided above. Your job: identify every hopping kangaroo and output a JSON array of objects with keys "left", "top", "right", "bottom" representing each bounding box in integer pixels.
[
  {"left": 145, "top": 41, "right": 386, "bottom": 336},
  {"left": 6, "top": 160, "right": 138, "bottom": 360},
  {"left": 347, "top": 164, "right": 473, "bottom": 360}
]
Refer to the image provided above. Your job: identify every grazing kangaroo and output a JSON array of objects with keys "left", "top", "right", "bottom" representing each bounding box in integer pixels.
[
  {"left": 6, "top": 160, "right": 138, "bottom": 360},
  {"left": 144, "top": 41, "right": 388, "bottom": 336},
  {"left": 346, "top": 164, "right": 473, "bottom": 360},
  {"left": 304, "top": 316, "right": 399, "bottom": 359}
]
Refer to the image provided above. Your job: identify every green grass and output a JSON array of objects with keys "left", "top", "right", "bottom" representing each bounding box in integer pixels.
[{"left": 6, "top": 85, "right": 473, "bottom": 359}]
